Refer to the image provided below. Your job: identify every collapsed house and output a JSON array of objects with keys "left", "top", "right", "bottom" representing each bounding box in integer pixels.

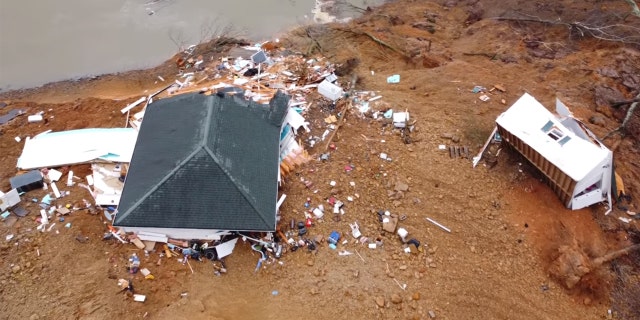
[
  {"left": 496, "top": 93, "right": 613, "bottom": 212},
  {"left": 113, "top": 91, "right": 293, "bottom": 242}
]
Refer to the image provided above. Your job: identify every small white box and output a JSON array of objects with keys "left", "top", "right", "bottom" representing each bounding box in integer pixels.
[
  {"left": 318, "top": 80, "right": 344, "bottom": 101},
  {"left": 66, "top": 171, "right": 74, "bottom": 187},
  {"left": 393, "top": 112, "right": 409, "bottom": 128},
  {"left": 47, "top": 169, "right": 62, "bottom": 182},
  {"left": 28, "top": 115, "right": 43, "bottom": 123}
]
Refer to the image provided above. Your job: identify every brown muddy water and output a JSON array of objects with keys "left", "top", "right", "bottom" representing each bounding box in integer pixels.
[{"left": 0, "top": 0, "right": 382, "bottom": 91}]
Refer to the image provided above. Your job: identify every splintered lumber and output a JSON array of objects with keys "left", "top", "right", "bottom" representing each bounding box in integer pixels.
[
  {"left": 163, "top": 244, "right": 173, "bottom": 258},
  {"left": 323, "top": 101, "right": 351, "bottom": 151}
]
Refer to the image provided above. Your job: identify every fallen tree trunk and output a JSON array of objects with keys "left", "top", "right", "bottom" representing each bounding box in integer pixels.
[
  {"left": 592, "top": 243, "right": 640, "bottom": 266},
  {"left": 602, "top": 92, "right": 640, "bottom": 140},
  {"left": 626, "top": 0, "right": 640, "bottom": 18},
  {"left": 611, "top": 97, "right": 640, "bottom": 108},
  {"left": 551, "top": 243, "right": 640, "bottom": 289}
]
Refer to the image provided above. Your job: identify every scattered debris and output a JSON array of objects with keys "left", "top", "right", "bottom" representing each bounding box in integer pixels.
[
  {"left": 449, "top": 146, "right": 470, "bottom": 159},
  {"left": 0, "top": 109, "right": 25, "bottom": 125},
  {"left": 387, "top": 74, "right": 400, "bottom": 83},
  {"left": 10, "top": 170, "right": 44, "bottom": 193}
]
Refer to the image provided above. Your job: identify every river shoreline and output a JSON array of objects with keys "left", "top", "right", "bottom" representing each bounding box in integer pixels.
[{"left": 0, "top": 0, "right": 380, "bottom": 93}]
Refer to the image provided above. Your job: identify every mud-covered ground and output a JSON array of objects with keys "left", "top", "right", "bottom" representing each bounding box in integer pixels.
[{"left": 1, "top": 1, "right": 639, "bottom": 319}]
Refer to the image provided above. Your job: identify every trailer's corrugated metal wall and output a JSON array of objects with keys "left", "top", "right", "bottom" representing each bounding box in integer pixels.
[{"left": 497, "top": 125, "right": 577, "bottom": 208}]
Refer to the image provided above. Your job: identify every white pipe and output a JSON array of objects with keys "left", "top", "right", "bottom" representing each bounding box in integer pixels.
[
  {"left": 120, "top": 97, "right": 146, "bottom": 114},
  {"left": 426, "top": 217, "right": 451, "bottom": 233},
  {"left": 276, "top": 194, "right": 287, "bottom": 211}
]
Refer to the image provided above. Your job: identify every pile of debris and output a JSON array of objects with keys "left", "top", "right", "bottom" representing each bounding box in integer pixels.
[
  {"left": 1, "top": 38, "right": 423, "bottom": 304},
  {"left": 2, "top": 167, "right": 97, "bottom": 238}
]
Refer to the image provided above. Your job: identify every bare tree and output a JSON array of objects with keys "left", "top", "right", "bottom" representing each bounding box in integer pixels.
[
  {"left": 198, "top": 17, "right": 238, "bottom": 44},
  {"left": 168, "top": 27, "right": 189, "bottom": 52},
  {"left": 194, "top": 17, "right": 247, "bottom": 54}
]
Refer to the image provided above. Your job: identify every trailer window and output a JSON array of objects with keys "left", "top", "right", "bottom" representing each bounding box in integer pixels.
[
  {"left": 541, "top": 120, "right": 568, "bottom": 144},
  {"left": 547, "top": 128, "right": 564, "bottom": 141},
  {"left": 558, "top": 136, "right": 571, "bottom": 146}
]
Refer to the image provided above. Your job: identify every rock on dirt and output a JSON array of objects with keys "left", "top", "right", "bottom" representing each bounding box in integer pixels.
[
  {"left": 78, "top": 301, "right": 101, "bottom": 316},
  {"left": 593, "top": 85, "right": 625, "bottom": 118},
  {"left": 391, "top": 293, "right": 403, "bottom": 304},
  {"left": 190, "top": 299, "right": 205, "bottom": 312},
  {"left": 548, "top": 245, "right": 594, "bottom": 289},
  {"left": 589, "top": 115, "right": 606, "bottom": 127},
  {"left": 375, "top": 296, "right": 385, "bottom": 307},
  {"left": 395, "top": 181, "right": 409, "bottom": 192}
]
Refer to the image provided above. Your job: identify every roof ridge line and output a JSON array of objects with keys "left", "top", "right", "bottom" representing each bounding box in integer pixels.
[
  {"left": 118, "top": 96, "right": 214, "bottom": 224},
  {"left": 203, "top": 94, "right": 214, "bottom": 144},
  {"left": 116, "top": 145, "right": 205, "bottom": 223},
  {"left": 203, "top": 145, "right": 273, "bottom": 229},
  {"left": 204, "top": 95, "right": 273, "bottom": 229}
]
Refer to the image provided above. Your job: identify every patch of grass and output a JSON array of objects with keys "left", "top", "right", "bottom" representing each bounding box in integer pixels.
[{"left": 462, "top": 113, "right": 493, "bottom": 147}]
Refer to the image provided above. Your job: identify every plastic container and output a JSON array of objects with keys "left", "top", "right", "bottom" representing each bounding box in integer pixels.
[
  {"left": 312, "top": 208, "right": 324, "bottom": 219},
  {"left": 297, "top": 221, "right": 307, "bottom": 236}
]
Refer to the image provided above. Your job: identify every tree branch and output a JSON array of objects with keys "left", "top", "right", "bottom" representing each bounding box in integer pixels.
[
  {"left": 168, "top": 27, "right": 188, "bottom": 52},
  {"left": 332, "top": 27, "right": 410, "bottom": 59},
  {"left": 304, "top": 26, "right": 323, "bottom": 55},
  {"left": 463, "top": 52, "right": 499, "bottom": 59},
  {"left": 493, "top": 13, "right": 640, "bottom": 45}
]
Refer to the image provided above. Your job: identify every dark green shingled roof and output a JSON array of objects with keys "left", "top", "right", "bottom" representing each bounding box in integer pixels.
[{"left": 113, "top": 91, "right": 290, "bottom": 231}]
